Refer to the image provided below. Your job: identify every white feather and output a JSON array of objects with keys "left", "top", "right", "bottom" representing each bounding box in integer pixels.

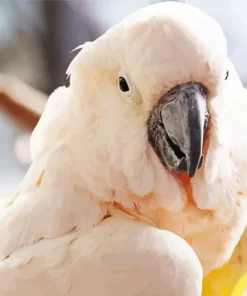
[{"left": 0, "top": 218, "right": 202, "bottom": 296}]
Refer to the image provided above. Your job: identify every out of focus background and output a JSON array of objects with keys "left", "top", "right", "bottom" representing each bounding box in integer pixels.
[{"left": 0, "top": 0, "right": 247, "bottom": 196}]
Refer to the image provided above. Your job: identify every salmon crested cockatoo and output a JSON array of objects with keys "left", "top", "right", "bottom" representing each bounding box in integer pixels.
[{"left": 1, "top": 2, "right": 247, "bottom": 295}]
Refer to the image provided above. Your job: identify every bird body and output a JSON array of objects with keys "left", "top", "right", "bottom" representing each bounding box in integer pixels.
[{"left": 0, "top": 2, "right": 247, "bottom": 295}]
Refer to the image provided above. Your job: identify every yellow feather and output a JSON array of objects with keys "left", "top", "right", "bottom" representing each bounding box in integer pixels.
[
  {"left": 202, "top": 265, "right": 243, "bottom": 296},
  {"left": 230, "top": 273, "right": 247, "bottom": 296},
  {"left": 202, "top": 227, "right": 247, "bottom": 296}
]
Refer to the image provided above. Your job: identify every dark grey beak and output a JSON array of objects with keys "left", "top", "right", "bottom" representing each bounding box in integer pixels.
[{"left": 147, "top": 82, "right": 209, "bottom": 178}]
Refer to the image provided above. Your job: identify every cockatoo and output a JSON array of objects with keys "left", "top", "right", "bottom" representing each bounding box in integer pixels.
[{"left": 1, "top": 2, "right": 247, "bottom": 295}]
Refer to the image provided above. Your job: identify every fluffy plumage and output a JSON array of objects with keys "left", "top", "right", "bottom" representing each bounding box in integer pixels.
[
  {"left": 0, "top": 217, "right": 202, "bottom": 296},
  {"left": 1, "top": 1, "right": 247, "bottom": 295}
]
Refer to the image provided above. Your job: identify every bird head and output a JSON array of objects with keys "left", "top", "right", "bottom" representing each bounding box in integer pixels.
[{"left": 31, "top": 2, "right": 243, "bottom": 213}]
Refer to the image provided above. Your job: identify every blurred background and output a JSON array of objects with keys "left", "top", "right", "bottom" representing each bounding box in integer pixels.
[{"left": 0, "top": 0, "right": 247, "bottom": 196}]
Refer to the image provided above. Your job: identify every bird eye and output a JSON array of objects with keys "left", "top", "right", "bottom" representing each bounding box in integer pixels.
[
  {"left": 119, "top": 77, "right": 129, "bottom": 92},
  {"left": 118, "top": 73, "right": 133, "bottom": 98},
  {"left": 225, "top": 70, "right": 229, "bottom": 80}
]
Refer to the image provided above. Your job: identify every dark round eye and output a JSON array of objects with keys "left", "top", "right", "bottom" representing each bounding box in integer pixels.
[
  {"left": 119, "top": 76, "right": 130, "bottom": 92},
  {"left": 225, "top": 70, "right": 229, "bottom": 80}
]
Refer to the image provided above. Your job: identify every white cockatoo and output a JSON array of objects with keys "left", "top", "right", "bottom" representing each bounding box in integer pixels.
[{"left": 1, "top": 2, "right": 247, "bottom": 295}]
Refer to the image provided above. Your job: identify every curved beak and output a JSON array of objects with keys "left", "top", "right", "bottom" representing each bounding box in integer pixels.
[{"left": 147, "top": 83, "right": 208, "bottom": 178}]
